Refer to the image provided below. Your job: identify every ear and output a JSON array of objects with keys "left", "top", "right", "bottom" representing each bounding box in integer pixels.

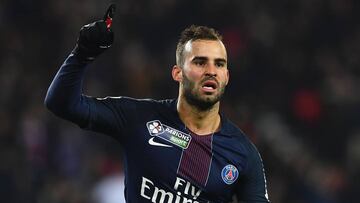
[{"left": 172, "top": 65, "right": 182, "bottom": 82}]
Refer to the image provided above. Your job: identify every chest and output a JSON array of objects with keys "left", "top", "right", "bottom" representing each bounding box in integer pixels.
[{"left": 124, "top": 115, "right": 248, "bottom": 202}]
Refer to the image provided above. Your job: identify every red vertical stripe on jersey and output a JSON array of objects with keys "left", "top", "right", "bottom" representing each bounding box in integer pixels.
[{"left": 178, "top": 133, "right": 213, "bottom": 187}]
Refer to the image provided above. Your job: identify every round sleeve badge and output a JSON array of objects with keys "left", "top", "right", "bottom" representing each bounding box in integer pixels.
[{"left": 221, "top": 164, "right": 239, "bottom": 185}]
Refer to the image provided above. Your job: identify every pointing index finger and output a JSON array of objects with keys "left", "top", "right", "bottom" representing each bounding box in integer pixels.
[{"left": 104, "top": 4, "right": 116, "bottom": 29}]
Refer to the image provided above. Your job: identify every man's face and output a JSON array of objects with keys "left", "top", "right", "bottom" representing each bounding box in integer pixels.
[{"left": 179, "top": 39, "right": 229, "bottom": 110}]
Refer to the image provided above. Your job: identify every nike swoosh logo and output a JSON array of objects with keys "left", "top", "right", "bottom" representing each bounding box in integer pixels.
[{"left": 148, "top": 137, "right": 172, "bottom": 148}]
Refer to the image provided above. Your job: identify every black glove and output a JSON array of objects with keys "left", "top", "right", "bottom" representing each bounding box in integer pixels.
[{"left": 72, "top": 4, "right": 116, "bottom": 62}]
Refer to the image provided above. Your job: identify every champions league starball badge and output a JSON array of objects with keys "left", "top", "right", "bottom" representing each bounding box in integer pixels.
[{"left": 221, "top": 164, "right": 239, "bottom": 185}]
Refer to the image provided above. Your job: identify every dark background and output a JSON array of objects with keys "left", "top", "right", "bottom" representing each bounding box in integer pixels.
[{"left": 1, "top": 0, "right": 359, "bottom": 202}]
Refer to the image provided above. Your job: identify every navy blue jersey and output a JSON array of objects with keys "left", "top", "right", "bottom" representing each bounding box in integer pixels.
[{"left": 45, "top": 54, "right": 270, "bottom": 203}]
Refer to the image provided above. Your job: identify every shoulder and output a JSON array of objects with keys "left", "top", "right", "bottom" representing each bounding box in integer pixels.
[
  {"left": 220, "top": 116, "right": 260, "bottom": 158},
  {"left": 220, "top": 116, "right": 253, "bottom": 146},
  {"left": 95, "top": 96, "right": 174, "bottom": 106},
  {"left": 93, "top": 96, "right": 176, "bottom": 112}
]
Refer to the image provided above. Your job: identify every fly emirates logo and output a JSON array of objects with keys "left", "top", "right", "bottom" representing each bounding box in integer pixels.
[{"left": 141, "top": 176, "right": 203, "bottom": 203}]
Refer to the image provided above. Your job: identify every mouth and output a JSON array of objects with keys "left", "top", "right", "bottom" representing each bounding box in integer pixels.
[{"left": 201, "top": 80, "right": 218, "bottom": 92}]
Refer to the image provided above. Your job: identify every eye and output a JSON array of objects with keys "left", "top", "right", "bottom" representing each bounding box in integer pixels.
[
  {"left": 193, "top": 60, "right": 206, "bottom": 67},
  {"left": 215, "top": 62, "right": 226, "bottom": 68}
]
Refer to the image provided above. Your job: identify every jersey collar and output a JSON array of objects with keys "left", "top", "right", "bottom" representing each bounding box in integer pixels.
[{"left": 169, "top": 99, "right": 240, "bottom": 137}]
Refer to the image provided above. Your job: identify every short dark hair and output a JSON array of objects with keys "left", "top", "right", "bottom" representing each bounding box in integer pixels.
[{"left": 176, "top": 25, "right": 223, "bottom": 66}]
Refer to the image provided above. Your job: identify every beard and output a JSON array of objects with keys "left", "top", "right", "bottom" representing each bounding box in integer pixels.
[{"left": 182, "top": 74, "right": 226, "bottom": 111}]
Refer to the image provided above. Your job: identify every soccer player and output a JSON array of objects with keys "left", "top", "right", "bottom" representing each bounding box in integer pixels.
[{"left": 45, "top": 4, "right": 270, "bottom": 203}]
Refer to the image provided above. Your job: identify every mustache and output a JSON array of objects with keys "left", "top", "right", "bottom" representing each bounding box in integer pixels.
[{"left": 200, "top": 76, "right": 219, "bottom": 85}]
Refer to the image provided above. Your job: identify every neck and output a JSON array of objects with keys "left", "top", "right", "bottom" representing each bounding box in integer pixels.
[{"left": 177, "top": 97, "right": 221, "bottom": 135}]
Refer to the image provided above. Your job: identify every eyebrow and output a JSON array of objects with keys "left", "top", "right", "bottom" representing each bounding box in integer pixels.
[{"left": 191, "top": 56, "right": 227, "bottom": 64}]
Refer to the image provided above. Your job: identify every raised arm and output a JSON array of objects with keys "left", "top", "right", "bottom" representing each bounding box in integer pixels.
[{"left": 44, "top": 4, "right": 120, "bottom": 130}]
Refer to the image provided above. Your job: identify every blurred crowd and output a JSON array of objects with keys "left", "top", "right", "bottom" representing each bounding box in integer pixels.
[{"left": 0, "top": 0, "right": 359, "bottom": 202}]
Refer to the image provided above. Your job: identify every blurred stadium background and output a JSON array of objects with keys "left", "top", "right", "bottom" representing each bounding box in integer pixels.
[{"left": 1, "top": 0, "right": 359, "bottom": 202}]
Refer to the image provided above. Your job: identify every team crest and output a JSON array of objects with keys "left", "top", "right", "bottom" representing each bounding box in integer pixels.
[{"left": 221, "top": 164, "right": 239, "bottom": 185}]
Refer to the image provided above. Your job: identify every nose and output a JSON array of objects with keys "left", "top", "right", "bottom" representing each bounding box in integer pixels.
[{"left": 204, "top": 63, "right": 217, "bottom": 77}]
